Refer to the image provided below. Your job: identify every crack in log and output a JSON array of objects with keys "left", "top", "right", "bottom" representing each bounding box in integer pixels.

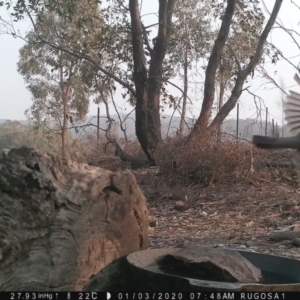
[
  {"left": 24, "top": 173, "right": 41, "bottom": 190},
  {"left": 104, "top": 193, "right": 111, "bottom": 237},
  {"left": 25, "top": 163, "right": 41, "bottom": 172},
  {"left": 133, "top": 208, "right": 143, "bottom": 248},
  {"left": 102, "top": 174, "right": 122, "bottom": 196},
  {"left": 102, "top": 186, "right": 122, "bottom": 195}
]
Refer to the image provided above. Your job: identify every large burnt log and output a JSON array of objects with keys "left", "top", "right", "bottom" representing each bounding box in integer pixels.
[{"left": 0, "top": 147, "right": 148, "bottom": 291}]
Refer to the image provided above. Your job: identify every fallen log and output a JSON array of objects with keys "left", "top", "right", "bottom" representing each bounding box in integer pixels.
[{"left": 0, "top": 147, "right": 148, "bottom": 291}]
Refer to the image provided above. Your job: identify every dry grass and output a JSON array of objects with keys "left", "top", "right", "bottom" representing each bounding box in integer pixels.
[
  {"left": 122, "top": 140, "right": 149, "bottom": 168},
  {"left": 155, "top": 132, "right": 271, "bottom": 187},
  {"left": 81, "top": 131, "right": 116, "bottom": 157},
  {"left": 63, "top": 129, "right": 298, "bottom": 186},
  {"left": 79, "top": 132, "right": 148, "bottom": 168}
]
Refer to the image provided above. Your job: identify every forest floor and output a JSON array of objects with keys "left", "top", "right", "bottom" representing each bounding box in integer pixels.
[{"left": 133, "top": 168, "right": 300, "bottom": 260}]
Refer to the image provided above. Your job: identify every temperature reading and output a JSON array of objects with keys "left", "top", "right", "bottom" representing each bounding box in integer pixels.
[{"left": 79, "top": 292, "right": 98, "bottom": 300}]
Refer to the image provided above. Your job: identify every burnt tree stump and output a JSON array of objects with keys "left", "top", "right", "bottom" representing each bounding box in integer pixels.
[{"left": 0, "top": 147, "right": 148, "bottom": 291}]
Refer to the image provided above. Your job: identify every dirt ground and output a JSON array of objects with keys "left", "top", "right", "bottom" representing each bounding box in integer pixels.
[{"left": 133, "top": 168, "right": 300, "bottom": 260}]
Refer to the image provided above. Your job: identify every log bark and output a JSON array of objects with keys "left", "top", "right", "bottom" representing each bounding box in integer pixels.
[{"left": 0, "top": 147, "right": 148, "bottom": 291}]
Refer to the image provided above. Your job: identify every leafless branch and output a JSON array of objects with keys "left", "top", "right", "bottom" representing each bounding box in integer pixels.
[
  {"left": 244, "top": 87, "right": 266, "bottom": 113},
  {"left": 291, "top": 0, "right": 300, "bottom": 11},
  {"left": 273, "top": 26, "right": 300, "bottom": 50},
  {"left": 109, "top": 87, "right": 132, "bottom": 141},
  {"left": 256, "top": 65, "right": 289, "bottom": 96}
]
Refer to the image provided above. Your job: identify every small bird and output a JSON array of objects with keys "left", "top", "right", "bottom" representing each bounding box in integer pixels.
[{"left": 253, "top": 71, "right": 300, "bottom": 179}]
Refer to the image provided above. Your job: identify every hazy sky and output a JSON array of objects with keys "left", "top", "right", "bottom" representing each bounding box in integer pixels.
[{"left": 0, "top": 0, "right": 299, "bottom": 128}]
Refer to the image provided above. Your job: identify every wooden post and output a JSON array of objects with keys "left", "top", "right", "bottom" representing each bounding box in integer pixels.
[
  {"left": 236, "top": 103, "right": 239, "bottom": 143},
  {"left": 97, "top": 107, "right": 100, "bottom": 150},
  {"left": 265, "top": 107, "right": 268, "bottom": 136}
]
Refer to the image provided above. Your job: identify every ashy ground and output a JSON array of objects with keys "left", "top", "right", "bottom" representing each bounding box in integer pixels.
[{"left": 133, "top": 168, "right": 300, "bottom": 260}]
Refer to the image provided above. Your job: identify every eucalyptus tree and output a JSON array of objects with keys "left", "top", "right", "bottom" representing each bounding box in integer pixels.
[
  {"left": 17, "top": 0, "right": 110, "bottom": 158},
  {"left": 212, "top": 0, "right": 265, "bottom": 137},
  {"left": 192, "top": 0, "right": 283, "bottom": 136},
  {"left": 168, "top": 0, "right": 212, "bottom": 137}
]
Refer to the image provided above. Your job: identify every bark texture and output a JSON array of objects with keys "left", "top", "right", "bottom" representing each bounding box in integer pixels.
[
  {"left": 129, "top": 0, "right": 176, "bottom": 164},
  {"left": 0, "top": 147, "right": 148, "bottom": 291}
]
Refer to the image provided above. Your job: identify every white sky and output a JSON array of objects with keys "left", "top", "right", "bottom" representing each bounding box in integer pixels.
[{"left": 0, "top": 0, "right": 299, "bottom": 128}]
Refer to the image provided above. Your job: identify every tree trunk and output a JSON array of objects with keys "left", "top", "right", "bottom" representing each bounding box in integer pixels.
[
  {"left": 129, "top": 0, "right": 153, "bottom": 163},
  {"left": 190, "top": 0, "right": 236, "bottom": 136},
  {"left": 209, "top": 76, "right": 243, "bottom": 131},
  {"left": 179, "top": 44, "right": 188, "bottom": 138},
  {"left": 60, "top": 65, "right": 71, "bottom": 159},
  {"left": 129, "top": 0, "right": 176, "bottom": 164},
  {"left": 146, "top": 52, "right": 163, "bottom": 156},
  {"left": 0, "top": 147, "right": 148, "bottom": 291},
  {"left": 62, "top": 85, "right": 71, "bottom": 159},
  {"left": 188, "top": 0, "right": 282, "bottom": 140},
  {"left": 209, "top": 0, "right": 282, "bottom": 132},
  {"left": 217, "top": 81, "right": 225, "bottom": 141}
]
